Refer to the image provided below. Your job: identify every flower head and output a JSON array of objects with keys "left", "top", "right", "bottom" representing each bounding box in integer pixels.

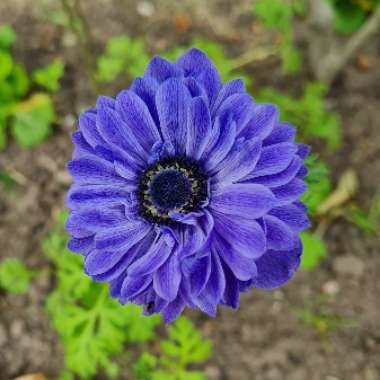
[{"left": 66, "top": 48, "right": 309, "bottom": 323}]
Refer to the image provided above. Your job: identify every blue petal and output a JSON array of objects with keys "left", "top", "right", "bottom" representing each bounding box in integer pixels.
[
  {"left": 220, "top": 260, "right": 240, "bottom": 309},
  {"left": 212, "top": 137, "right": 262, "bottom": 188},
  {"left": 250, "top": 156, "right": 302, "bottom": 188},
  {"left": 78, "top": 111, "right": 105, "bottom": 148},
  {"left": 66, "top": 209, "right": 125, "bottom": 238},
  {"left": 240, "top": 104, "right": 278, "bottom": 141},
  {"left": 67, "top": 184, "right": 132, "bottom": 209},
  {"left": 120, "top": 274, "right": 152, "bottom": 302},
  {"left": 210, "top": 183, "right": 276, "bottom": 219},
  {"left": 116, "top": 90, "right": 161, "bottom": 150},
  {"left": 182, "top": 254, "right": 211, "bottom": 297},
  {"left": 264, "top": 123, "right": 295, "bottom": 145},
  {"left": 176, "top": 48, "right": 216, "bottom": 76},
  {"left": 215, "top": 93, "right": 255, "bottom": 133},
  {"left": 196, "top": 66, "right": 222, "bottom": 105},
  {"left": 94, "top": 222, "right": 151, "bottom": 251},
  {"left": 127, "top": 235, "right": 172, "bottom": 276},
  {"left": 254, "top": 239, "right": 302, "bottom": 289},
  {"left": 162, "top": 295, "right": 185, "bottom": 324},
  {"left": 263, "top": 215, "right": 298, "bottom": 251},
  {"left": 96, "top": 106, "right": 148, "bottom": 164},
  {"left": 215, "top": 235, "right": 257, "bottom": 281},
  {"left": 67, "top": 157, "right": 129, "bottom": 186},
  {"left": 269, "top": 203, "right": 310, "bottom": 232},
  {"left": 246, "top": 142, "right": 298, "bottom": 179},
  {"left": 214, "top": 213, "right": 266, "bottom": 259},
  {"left": 130, "top": 76, "right": 160, "bottom": 125},
  {"left": 144, "top": 56, "right": 183, "bottom": 83},
  {"left": 202, "top": 116, "right": 236, "bottom": 171},
  {"left": 155, "top": 78, "right": 192, "bottom": 154},
  {"left": 67, "top": 236, "right": 94, "bottom": 256},
  {"left": 186, "top": 96, "right": 212, "bottom": 160},
  {"left": 153, "top": 253, "right": 181, "bottom": 302},
  {"left": 212, "top": 79, "right": 245, "bottom": 114},
  {"left": 271, "top": 178, "right": 307, "bottom": 206}
]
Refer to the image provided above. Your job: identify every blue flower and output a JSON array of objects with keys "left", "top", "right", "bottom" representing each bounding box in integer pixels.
[{"left": 66, "top": 48, "right": 310, "bottom": 323}]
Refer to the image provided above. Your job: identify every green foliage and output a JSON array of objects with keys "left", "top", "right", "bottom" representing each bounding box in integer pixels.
[
  {"left": 302, "top": 155, "right": 332, "bottom": 215},
  {"left": 163, "top": 38, "right": 252, "bottom": 86},
  {"left": 300, "top": 231, "right": 327, "bottom": 270},
  {"left": 0, "top": 24, "right": 58, "bottom": 151},
  {"left": 134, "top": 317, "right": 212, "bottom": 380},
  {"left": 0, "top": 24, "right": 16, "bottom": 50},
  {"left": 42, "top": 210, "right": 161, "bottom": 379},
  {"left": 96, "top": 35, "right": 149, "bottom": 83},
  {"left": 33, "top": 59, "right": 65, "bottom": 92},
  {"left": 329, "top": 0, "right": 380, "bottom": 34},
  {"left": 253, "top": 0, "right": 304, "bottom": 74},
  {"left": 11, "top": 93, "right": 56, "bottom": 148},
  {"left": 257, "top": 82, "right": 341, "bottom": 151},
  {"left": 0, "top": 258, "right": 36, "bottom": 295},
  {"left": 346, "top": 189, "right": 380, "bottom": 236}
]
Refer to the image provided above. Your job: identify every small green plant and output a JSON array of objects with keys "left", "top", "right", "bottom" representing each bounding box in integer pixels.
[
  {"left": 253, "top": 0, "right": 305, "bottom": 74},
  {"left": 0, "top": 24, "right": 60, "bottom": 150},
  {"left": 300, "top": 231, "right": 327, "bottom": 270},
  {"left": 257, "top": 82, "right": 341, "bottom": 151},
  {"left": 328, "top": 0, "right": 380, "bottom": 34},
  {"left": 163, "top": 38, "right": 252, "bottom": 86},
  {"left": 133, "top": 317, "right": 212, "bottom": 380},
  {"left": 0, "top": 258, "right": 36, "bottom": 295},
  {"left": 302, "top": 155, "right": 332, "bottom": 215},
  {"left": 32, "top": 59, "right": 65, "bottom": 92},
  {"left": 43, "top": 211, "right": 161, "bottom": 379},
  {"left": 96, "top": 35, "right": 149, "bottom": 83}
]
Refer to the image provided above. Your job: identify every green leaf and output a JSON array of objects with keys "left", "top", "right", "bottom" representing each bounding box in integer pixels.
[
  {"left": 0, "top": 25, "right": 16, "bottom": 50},
  {"left": 133, "top": 352, "right": 158, "bottom": 380},
  {"left": 257, "top": 82, "right": 341, "bottom": 151},
  {"left": 254, "top": 0, "right": 292, "bottom": 31},
  {"left": 332, "top": 1, "right": 366, "bottom": 33},
  {"left": 96, "top": 35, "right": 148, "bottom": 83},
  {"left": 8, "top": 64, "right": 30, "bottom": 98},
  {"left": 33, "top": 59, "right": 64, "bottom": 92},
  {"left": 300, "top": 232, "right": 327, "bottom": 270},
  {"left": 279, "top": 38, "right": 302, "bottom": 74},
  {"left": 302, "top": 155, "right": 332, "bottom": 215},
  {"left": 11, "top": 93, "right": 56, "bottom": 148},
  {"left": 0, "top": 51, "right": 13, "bottom": 81},
  {"left": 0, "top": 258, "right": 36, "bottom": 294}
]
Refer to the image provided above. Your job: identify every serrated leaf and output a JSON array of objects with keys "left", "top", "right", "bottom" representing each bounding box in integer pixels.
[
  {"left": 11, "top": 93, "right": 55, "bottom": 148},
  {"left": 33, "top": 59, "right": 64, "bottom": 92},
  {"left": 300, "top": 231, "right": 327, "bottom": 270}
]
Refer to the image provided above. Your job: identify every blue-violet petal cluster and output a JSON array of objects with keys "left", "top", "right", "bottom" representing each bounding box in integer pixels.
[{"left": 66, "top": 48, "right": 310, "bottom": 323}]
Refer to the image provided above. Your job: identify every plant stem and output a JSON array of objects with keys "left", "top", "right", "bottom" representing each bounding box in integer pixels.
[
  {"left": 311, "top": 2, "right": 380, "bottom": 85},
  {"left": 60, "top": 0, "right": 101, "bottom": 94},
  {"left": 229, "top": 46, "right": 278, "bottom": 70}
]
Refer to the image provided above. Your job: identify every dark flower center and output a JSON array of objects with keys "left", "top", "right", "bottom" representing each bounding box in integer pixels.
[
  {"left": 149, "top": 169, "right": 192, "bottom": 211},
  {"left": 138, "top": 156, "right": 208, "bottom": 226}
]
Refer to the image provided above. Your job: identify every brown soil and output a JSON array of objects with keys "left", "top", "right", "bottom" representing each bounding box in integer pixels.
[{"left": 1, "top": 1, "right": 379, "bottom": 380}]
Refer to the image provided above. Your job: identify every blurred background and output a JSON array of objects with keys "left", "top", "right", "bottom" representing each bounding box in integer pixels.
[{"left": 0, "top": 0, "right": 379, "bottom": 379}]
